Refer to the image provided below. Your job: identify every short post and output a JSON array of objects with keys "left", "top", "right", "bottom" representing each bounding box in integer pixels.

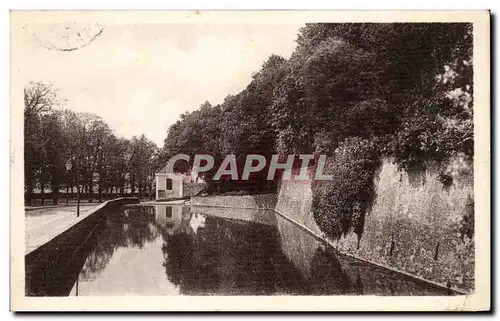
[
  {"left": 66, "top": 160, "right": 80, "bottom": 218},
  {"left": 76, "top": 170, "right": 80, "bottom": 218}
]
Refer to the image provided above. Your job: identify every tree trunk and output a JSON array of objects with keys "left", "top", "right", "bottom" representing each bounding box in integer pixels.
[
  {"left": 88, "top": 179, "right": 93, "bottom": 203},
  {"left": 25, "top": 182, "right": 34, "bottom": 206},
  {"left": 130, "top": 177, "right": 135, "bottom": 196},
  {"left": 40, "top": 181, "right": 45, "bottom": 206},
  {"left": 52, "top": 183, "right": 59, "bottom": 205},
  {"left": 66, "top": 186, "right": 70, "bottom": 204},
  {"left": 98, "top": 183, "right": 103, "bottom": 203},
  {"left": 138, "top": 183, "right": 143, "bottom": 199}
]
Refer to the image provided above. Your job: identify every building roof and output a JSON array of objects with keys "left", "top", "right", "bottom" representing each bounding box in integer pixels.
[
  {"left": 156, "top": 165, "right": 168, "bottom": 174},
  {"left": 156, "top": 165, "right": 184, "bottom": 175}
]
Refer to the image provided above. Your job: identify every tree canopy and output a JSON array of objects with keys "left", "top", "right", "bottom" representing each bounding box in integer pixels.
[
  {"left": 160, "top": 23, "right": 473, "bottom": 182},
  {"left": 24, "top": 82, "right": 160, "bottom": 205}
]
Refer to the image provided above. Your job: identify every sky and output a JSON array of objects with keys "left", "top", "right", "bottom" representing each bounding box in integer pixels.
[{"left": 21, "top": 22, "right": 302, "bottom": 147}]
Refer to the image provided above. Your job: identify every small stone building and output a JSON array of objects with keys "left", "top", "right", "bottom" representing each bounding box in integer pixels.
[{"left": 155, "top": 166, "right": 206, "bottom": 201}]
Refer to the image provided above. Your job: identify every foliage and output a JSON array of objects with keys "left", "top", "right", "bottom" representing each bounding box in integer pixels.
[
  {"left": 157, "top": 22, "right": 473, "bottom": 241},
  {"left": 162, "top": 55, "right": 287, "bottom": 185},
  {"left": 312, "top": 137, "right": 382, "bottom": 242},
  {"left": 24, "top": 82, "right": 160, "bottom": 205},
  {"left": 458, "top": 194, "right": 474, "bottom": 242}
]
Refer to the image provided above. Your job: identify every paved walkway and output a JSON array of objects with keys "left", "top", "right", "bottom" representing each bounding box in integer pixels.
[
  {"left": 25, "top": 204, "right": 98, "bottom": 254},
  {"left": 25, "top": 202, "right": 101, "bottom": 212}
]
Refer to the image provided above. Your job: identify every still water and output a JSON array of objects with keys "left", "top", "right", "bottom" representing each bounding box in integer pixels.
[{"left": 38, "top": 205, "right": 454, "bottom": 296}]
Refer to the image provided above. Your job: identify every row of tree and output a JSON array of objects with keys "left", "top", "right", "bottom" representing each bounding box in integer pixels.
[
  {"left": 24, "top": 82, "right": 160, "bottom": 205},
  {"left": 161, "top": 23, "right": 473, "bottom": 183}
]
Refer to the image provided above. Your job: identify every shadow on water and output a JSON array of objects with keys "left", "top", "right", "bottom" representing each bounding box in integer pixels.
[
  {"left": 275, "top": 214, "right": 456, "bottom": 296},
  {"left": 26, "top": 205, "right": 456, "bottom": 296},
  {"left": 161, "top": 214, "right": 308, "bottom": 295},
  {"left": 76, "top": 206, "right": 158, "bottom": 283},
  {"left": 25, "top": 212, "right": 107, "bottom": 296},
  {"left": 26, "top": 205, "right": 158, "bottom": 296}
]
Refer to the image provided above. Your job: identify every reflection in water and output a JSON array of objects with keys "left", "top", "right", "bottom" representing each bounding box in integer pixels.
[
  {"left": 309, "top": 248, "right": 354, "bottom": 295},
  {"left": 29, "top": 205, "right": 456, "bottom": 296},
  {"left": 275, "top": 214, "right": 456, "bottom": 295},
  {"left": 77, "top": 206, "right": 158, "bottom": 283},
  {"left": 161, "top": 215, "right": 306, "bottom": 295}
]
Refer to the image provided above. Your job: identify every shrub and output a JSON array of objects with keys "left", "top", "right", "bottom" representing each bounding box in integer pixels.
[
  {"left": 391, "top": 114, "right": 473, "bottom": 172},
  {"left": 312, "top": 137, "right": 382, "bottom": 243}
]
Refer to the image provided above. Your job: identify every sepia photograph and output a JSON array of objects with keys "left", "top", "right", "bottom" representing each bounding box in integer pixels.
[{"left": 10, "top": 10, "right": 490, "bottom": 311}]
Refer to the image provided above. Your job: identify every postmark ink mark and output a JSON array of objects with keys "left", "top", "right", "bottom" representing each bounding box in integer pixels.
[{"left": 31, "top": 22, "right": 105, "bottom": 52}]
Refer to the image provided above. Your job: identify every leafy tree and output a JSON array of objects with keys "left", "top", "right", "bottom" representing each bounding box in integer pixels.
[
  {"left": 24, "top": 82, "right": 61, "bottom": 205},
  {"left": 39, "top": 111, "right": 68, "bottom": 204},
  {"left": 24, "top": 89, "right": 160, "bottom": 205}
]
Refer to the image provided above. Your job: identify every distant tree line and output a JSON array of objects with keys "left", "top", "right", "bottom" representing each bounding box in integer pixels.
[
  {"left": 24, "top": 82, "right": 160, "bottom": 205},
  {"left": 160, "top": 23, "right": 473, "bottom": 239}
]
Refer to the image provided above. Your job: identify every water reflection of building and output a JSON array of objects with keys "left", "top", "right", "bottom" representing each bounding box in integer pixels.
[
  {"left": 155, "top": 205, "right": 182, "bottom": 235},
  {"left": 155, "top": 205, "right": 194, "bottom": 236}
]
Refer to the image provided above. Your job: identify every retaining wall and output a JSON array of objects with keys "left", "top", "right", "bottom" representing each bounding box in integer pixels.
[
  {"left": 275, "top": 159, "right": 474, "bottom": 293},
  {"left": 183, "top": 183, "right": 208, "bottom": 198},
  {"left": 191, "top": 206, "right": 277, "bottom": 226},
  {"left": 191, "top": 193, "right": 277, "bottom": 210},
  {"left": 25, "top": 197, "right": 139, "bottom": 296}
]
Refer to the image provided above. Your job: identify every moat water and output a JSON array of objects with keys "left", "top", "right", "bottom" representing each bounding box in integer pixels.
[{"left": 29, "top": 204, "right": 455, "bottom": 296}]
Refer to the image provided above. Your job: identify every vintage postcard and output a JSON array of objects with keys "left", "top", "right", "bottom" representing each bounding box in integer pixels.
[{"left": 10, "top": 10, "right": 490, "bottom": 311}]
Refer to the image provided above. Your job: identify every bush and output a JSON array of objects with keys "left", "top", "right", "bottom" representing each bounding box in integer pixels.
[
  {"left": 312, "top": 137, "right": 382, "bottom": 243},
  {"left": 392, "top": 114, "right": 472, "bottom": 167}
]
